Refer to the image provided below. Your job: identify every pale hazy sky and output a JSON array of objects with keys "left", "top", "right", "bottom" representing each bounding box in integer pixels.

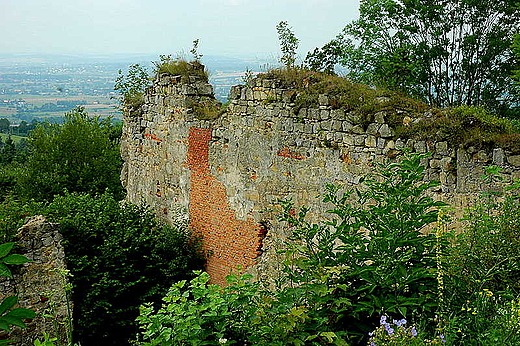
[{"left": 0, "top": 0, "right": 360, "bottom": 58}]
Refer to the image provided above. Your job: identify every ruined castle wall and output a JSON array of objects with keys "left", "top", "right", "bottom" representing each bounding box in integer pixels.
[
  {"left": 0, "top": 216, "right": 71, "bottom": 345},
  {"left": 121, "top": 73, "right": 520, "bottom": 285}
]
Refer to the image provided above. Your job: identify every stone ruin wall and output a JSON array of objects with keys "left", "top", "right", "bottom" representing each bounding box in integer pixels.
[
  {"left": 121, "top": 70, "right": 520, "bottom": 285},
  {"left": 0, "top": 216, "right": 71, "bottom": 345}
]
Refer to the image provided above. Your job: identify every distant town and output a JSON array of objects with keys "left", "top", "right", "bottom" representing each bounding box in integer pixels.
[{"left": 0, "top": 53, "right": 273, "bottom": 127}]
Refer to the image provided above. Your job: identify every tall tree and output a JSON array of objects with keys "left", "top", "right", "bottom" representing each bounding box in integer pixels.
[
  {"left": 513, "top": 33, "right": 520, "bottom": 93},
  {"left": 17, "top": 107, "right": 123, "bottom": 201},
  {"left": 307, "top": 0, "right": 520, "bottom": 113}
]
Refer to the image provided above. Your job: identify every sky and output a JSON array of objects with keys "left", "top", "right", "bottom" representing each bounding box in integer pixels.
[{"left": 0, "top": 0, "right": 360, "bottom": 59}]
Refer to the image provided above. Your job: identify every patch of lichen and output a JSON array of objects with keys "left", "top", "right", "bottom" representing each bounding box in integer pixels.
[{"left": 257, "top": 68, "right": 520, "bottom": 152}]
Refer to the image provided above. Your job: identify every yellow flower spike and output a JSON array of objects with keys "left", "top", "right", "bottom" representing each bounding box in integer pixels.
[{"left": 472, "top": 311, "right": 477, "bottom": 315}]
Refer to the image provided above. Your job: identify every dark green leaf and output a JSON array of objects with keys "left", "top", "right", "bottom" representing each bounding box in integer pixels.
[
  {"left": 0, "top": 264, "right": 12, "bottom": 279},
  {"left": 2, "top": 254, "right": 30, "bottom": 265},
  {"left": 6, "top": 308, "right": 35, "bottom": 319},
  {"left": 0, "top": 296, "right": 17, "bottom": 315},
  {"left": 0, "top": 243, "right": 14, "bottom": 259}
]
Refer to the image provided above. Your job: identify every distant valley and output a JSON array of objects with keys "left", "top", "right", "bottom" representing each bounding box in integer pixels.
[{"left": 0, "top": 53, "right": 274, "bottom": 127}]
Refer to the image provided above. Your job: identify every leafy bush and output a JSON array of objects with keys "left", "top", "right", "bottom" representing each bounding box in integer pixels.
[
  {"left": 278, "top": 152, "right": 445, "bottom": 343},
  {"left": 42, "top": 192, "right": 204, "bottom": 346},
  {"left": 0, "top": 197, "right": 40, "bottom": 243},
  {"left": 137, "top": 271, "right": 258, "bottom": 346},
  {"left": 114, "top": 64, "right": 150, "bottom": 109},
  {"left": 440, "top": 167, "right": 520, "bottom": 344},
  {"left": 153, "top": 55, "right": 209, "bottom": 82},
  {"left": 0, "top": 242, "right": 35, "bottom": 344},
  {"left": 16, "top": 107, "right": 123, "bottom": 201},
  {"left": 136, "top": 152, "right": 445, "bottom": 345}
]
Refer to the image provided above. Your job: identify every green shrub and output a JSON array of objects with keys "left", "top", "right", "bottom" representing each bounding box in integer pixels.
[
  {"left": 16, "top": 107, "right": 123, "bottom": 202},
  {"left": 43, "top": 192, "right": 204, "bottom": 346},
  {"left": 154, "top": 55, "right": 209, "bottom": 82},
  {"left": 136, "top": 152, "right": 445, "bottom": 346},
  {"left": 440, "top": 168, "right": 520, "bottom": 344},
  {"left": 396, "top": 105, "right": 520, "bottom": 152},
  {"left": 114, "top": 64, "right": 149, "bottom": 109},
  {"left": 278, "top": 152, "right": 445, "bottom": 343},
  {"left": 0, "top": 197, "right": 41, "bottom": 243}
]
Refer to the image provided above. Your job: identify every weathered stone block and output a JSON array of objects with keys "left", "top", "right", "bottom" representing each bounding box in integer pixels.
[
  {"left": 508, "top": 155, "right": 520, "bottom": 167},
  {"left": 365, "top": 135, "right": 377, "bottom": 147},
  {"left": 366, "top": 123, "right": 380, "bottom": 135}
]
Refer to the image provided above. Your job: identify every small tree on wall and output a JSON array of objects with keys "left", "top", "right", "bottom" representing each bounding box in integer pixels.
[{"left": 276, "top": 21, "right": 299, "bottom": 68}]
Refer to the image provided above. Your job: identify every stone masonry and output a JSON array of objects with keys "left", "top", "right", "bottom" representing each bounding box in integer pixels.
[
  {"left": 121, "top": 66, "right": 520, "bottom": 285},
  {"left": 0, "top": 216, "right": 71, "bottom": 345}
]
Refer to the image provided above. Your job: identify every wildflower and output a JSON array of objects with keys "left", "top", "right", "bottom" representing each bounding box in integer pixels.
[
  {"left": 439, "top": 334, "right": 446, "bottom": 343},
  {"left": 218, "top": 338, "right": 228, "bottom": 344},
  {"left": 394, "top": 318, "right": 407, "bottom": 327},
  {"left": 411, "top": 326, "right": 418, "bottom": 337},
  {"left": 384, "top": 324, "right": 395, "bottom": 335},
  {"left": 380, "top": 315, "right": 387, "bottom": 324}
]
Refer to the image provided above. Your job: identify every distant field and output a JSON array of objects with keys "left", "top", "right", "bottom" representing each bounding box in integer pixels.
[
  {"left": 1, "top": 94, "right": 117, "bottom": 107},
  {"left": 0, "top": 107, "right": 17, "bottom": 118},
  {"left": 0, "top": 133, "right": 27, "bottom": 143},
  {"left": 0, "top": 94, "right": 121, "bottom": 121}
]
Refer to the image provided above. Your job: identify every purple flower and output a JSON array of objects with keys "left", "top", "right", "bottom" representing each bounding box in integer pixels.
[
  {"left": 385, "top": 325, "right": 395, "bottom": 335},
  {"left": 411, "top": 326, "right": 418, "bottom": 337},
  {"left": 439, "top": 334, "right": 446, "bottom": 343},
  {"left": 394, "top": 318, "right": 407, "bottom": 327},
  {"left": 380, "top": 315, "right": 387, "bottom": 325}
]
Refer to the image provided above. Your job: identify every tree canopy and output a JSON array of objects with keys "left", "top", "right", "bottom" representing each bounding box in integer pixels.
[
  {"left": 306, "top": 0, "right": 520, "bottom": 114},
  {"left": 16, "top": 107, "right": 123, "bottom": 201}
]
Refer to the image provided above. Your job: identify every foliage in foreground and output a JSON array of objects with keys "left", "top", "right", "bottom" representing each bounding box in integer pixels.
[
  {"left": 41, "top": 192, "right": 205, "bottom": 346},
  {"left": 0, "top": 242, "right": 35, "bottom": 343},
  {"left": 136, "top": 152, "right": 520, "bottom": 345}
]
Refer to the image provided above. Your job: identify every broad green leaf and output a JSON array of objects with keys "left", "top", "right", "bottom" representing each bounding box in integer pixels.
[
  {"left": 2, "top": 254, "right": 30, "bottom": 265},
  {"left": 0, "top": 296, "right": 17, "bottom": 315},
  {"left": 0, "top": 315, "right": 26, "bottom": 328},
  {"left": 0, "top": 320, "right": 9, "bottom": 332},
  {"left": 7, "top": 308, "right": 36, "bottom": 319},
  {"left": 0, "top": 243, "right": 14, "bottom": 259},
  {"left": 0, "top": 263, "right": 12, "bottom": 279}
]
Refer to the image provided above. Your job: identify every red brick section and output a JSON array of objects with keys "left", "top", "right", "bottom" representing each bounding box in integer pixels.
[
  {"left": 277, "top": 147, "right": 306, "bottom": 160},
  {"left": 187, "top": 127, "right": 263, "bottom": 286}
]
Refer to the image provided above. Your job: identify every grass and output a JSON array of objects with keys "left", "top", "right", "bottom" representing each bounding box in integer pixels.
[
  {"left": 189, "top": 99, "right": 222, "bottom": 120},
  {"left": 155, "top": 57, "right": 209, "bottom": 82},
  {"left": 258, "top": 67, "right": 430, "bottom": 126},
  {"left": 257, "top": 67, "right": 520, "bottom": 153},
  {"left": 0, "top": 133, "right": 27, "bottom": 143}
]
